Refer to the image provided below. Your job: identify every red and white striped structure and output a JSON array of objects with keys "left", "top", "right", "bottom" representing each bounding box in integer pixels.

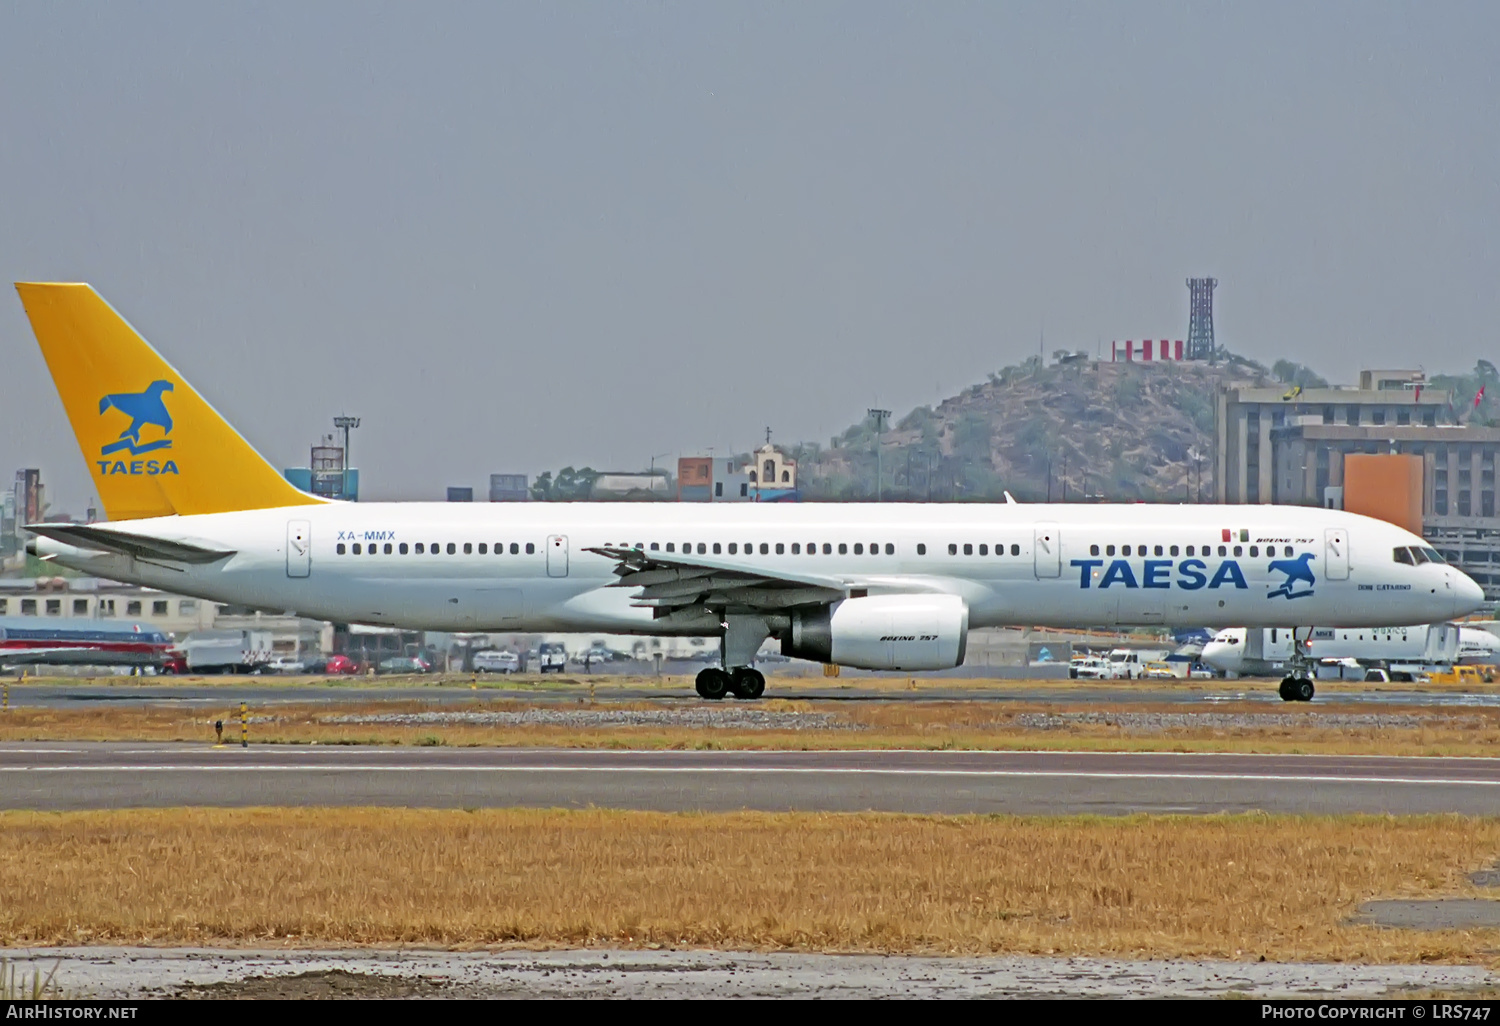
[{"left": 1112, "top": 340, "right": 1187, "bottom": 362}]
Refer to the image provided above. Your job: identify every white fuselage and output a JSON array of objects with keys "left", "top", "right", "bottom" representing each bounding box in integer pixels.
[{"left": 35, "top": 501, "right": 1484, "bottom": 635}]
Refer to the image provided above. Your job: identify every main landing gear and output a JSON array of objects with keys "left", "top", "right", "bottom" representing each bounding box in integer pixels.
[
  {"left": 695, "top": 666, "right": 766, "bottom": 700},
  {"left": 1278, "top": 676, "right": 1315, "bottom": 702},
  {"left": 1278, "top": 627, "right": 1315, "bottom": 702}
]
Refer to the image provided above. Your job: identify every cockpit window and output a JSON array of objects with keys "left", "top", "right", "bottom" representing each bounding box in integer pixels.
[
  {"left": 1393, "top": 547, "right": 1415, "bottom": 566},
  {"left": 1410, "top": 547, "right": 1430, "bottom": 565},
  {"left": 1421, "top": 547, "right": 1446, "bottom": 564}
]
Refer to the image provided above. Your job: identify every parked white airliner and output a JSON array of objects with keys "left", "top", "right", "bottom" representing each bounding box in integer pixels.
[
  {"left": 1202, "top": 623, "right": 1500, "bottom": 677},
  {"left": 14, "top": 283, "right": 1486, "bottom": 700}
]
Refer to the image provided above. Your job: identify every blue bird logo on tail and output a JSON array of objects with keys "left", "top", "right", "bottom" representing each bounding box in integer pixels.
[
  {"left": 1267, "top": 552, "right": 1316, "bottom": 600},
  {"left": 98, "top": 380, "right": 174, "bottom": 456}
]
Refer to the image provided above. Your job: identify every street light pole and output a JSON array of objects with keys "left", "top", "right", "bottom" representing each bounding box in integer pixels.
[
  {"left": 867, "top": 408, "right": 891, "bottom": 501},
  {"left": 333, "top": 415, "right": 360, "bottom": 501}
]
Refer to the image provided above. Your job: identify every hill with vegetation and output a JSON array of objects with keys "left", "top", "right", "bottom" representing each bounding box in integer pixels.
[{"left": 786, "top": 355, "right": 1500, "bottom": 504}]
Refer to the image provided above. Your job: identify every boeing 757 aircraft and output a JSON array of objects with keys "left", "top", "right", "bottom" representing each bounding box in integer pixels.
[{"left": 14, "top": 283, "right": 1486, "bottom": 701}]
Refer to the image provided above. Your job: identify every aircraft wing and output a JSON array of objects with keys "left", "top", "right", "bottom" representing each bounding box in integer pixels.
[
  {"left": 585, "top": 546, "right": 848, "bottom": 614},
  {"left": 26, "top": 522, "right": 236, "bottom": 564}
]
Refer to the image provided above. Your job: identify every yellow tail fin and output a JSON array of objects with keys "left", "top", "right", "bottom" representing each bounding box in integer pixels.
[{"left": 15, "top": 283, "right": 322, "bottom": 520}]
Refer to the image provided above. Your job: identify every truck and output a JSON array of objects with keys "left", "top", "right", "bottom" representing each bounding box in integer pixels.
[
  {"left": 1106, "top": 648, "right": 1171, "bottom": 680},
  {"left": 536, "top": 641, "right": 569, "bottom": 674},
  {"left": 177, "top": 629, "right": 274, "bottom": 674}
]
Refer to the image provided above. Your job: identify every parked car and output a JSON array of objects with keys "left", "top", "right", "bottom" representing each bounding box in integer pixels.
[
  {"left": 377, "top": 655, "right": 432, "bottom": 675},
  {"left": 473, "top": 649, "right": 521, "bottom": 674},
  {"left": 1141, "top": 661, "right": 1177, "bottom": 680},
  {"left": 265, "top": 655, "right": 307, "bottom": 675},
  {"left": 307, "top": 654, "right": 358, "bottom": 675},
  {"left": 1071, "top": 656, "right": 1112, "bottom": 680}
]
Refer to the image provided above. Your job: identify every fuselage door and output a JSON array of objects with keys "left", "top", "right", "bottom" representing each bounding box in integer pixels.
[
  {"left": 1034, "top": 522, "right": 1061, "bottom": 579},
  {"left": 286, "top": 520, "right": 311, "bottom": 578},
  {"left": 546, "top": 534, "right": 569, "bottom": 578},
  {"left": 1324, "top": 527, "right": 1349, "bottom": 580}
]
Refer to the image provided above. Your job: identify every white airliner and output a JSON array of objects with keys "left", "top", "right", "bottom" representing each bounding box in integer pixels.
[
  {"left": 14, "top": 283, "right": 1487, "bottom": 701},
  {"left": 1202, "top": 623, "right": 1500, "bottom": 677}
]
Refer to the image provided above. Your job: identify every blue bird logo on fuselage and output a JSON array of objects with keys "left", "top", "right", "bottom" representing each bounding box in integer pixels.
[
  {"left": 98, "top": 380, "right": 174, "bottom": 456},
  {"left": 1267, "top": 552, "right": 1316, "bottom": 600}
]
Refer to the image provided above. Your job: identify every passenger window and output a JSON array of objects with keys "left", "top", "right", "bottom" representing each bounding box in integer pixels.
[
  {"left": 697, "top": 543, "right": 707, "bottom": 555},
  {"left": 962, "top": 543, "right": 972, "bottom": 556},
  {"left": 1168, "top": 545, "right": 1178, "bottom": 556},
  {"left": 758, "top": 543, "right": 768, "bottom": 554},
  {"left": 337, "top": 543, "right": 346, "bottom": 555},
  {"left": 978, "top": 544, "right": 988, "bottom": 556},
  {"left": 384, "top": 543, "right": 393, "bottom": 554},
  {"left": 713, "top": 543, "right": 722, "bottom": 554},
  {"left": 1154, "top": 545, "right": 1163, "bottom": 556},
  {"left": 666, "top": 543, "right": 676, "bottom": 552},
  {"left": 854, "top": 543, "right": 864, "bottom": 555},
  {"left": 352, "top": 543, "right": 361, "bottom": 554},
  {"left": 1185, "top": 545, "right": 1194, "bottom": 556},
  {"left": 414, "top": 543, "right": 424, "bottom": 554},
  {"left": 682, "top": 541, "right": 691, "bottom": 553},
  {"left": 1233, "top": 546, "right": 1243, "bottom": 557},
  {"left": 478, "top": 543, "right": 487, "bottom": 554},
  {"left": 1393, "top": 547, "right": 1414, "bottom": 565},
  {"left": 526, "top": 543, "right": 535, "bottom": 554},
  {"left": 885, "top": 544, "right": 894, "bottom": 555},
  {"left": 510, "top": 543, "right": 520, "bottom": 554},
  {"left": 823, "top": 543, "right": 832, "bottom": 554},
  {"left": 792, "top": 543, "right": 801, "bottom": 554},
  {"left": 727, "top": 543, "right": 737, "bottom": 554},
  {"left": 1091, "top": 545, "right": 1099, "bottom": 556},
  {"left": 369, "top": 545, "right": 377, "bottom": 555},
  {"left": 447, "top": 543, "right": 457, "bottom": 555},
  {"left": 917, "top": 543, "right": 926, "bottom": 555},
  {"left": 400, "top": 543, "right": 409, "bottom": 554},
  {"left": 431, "top": 541, "right": 440, "bottom": 553},
  {"left": 1218, "top": 545, "right": 1227, "bottom": 556},
  {"left": 839, "top": 543, "right": 848, "bottom": 555},
  {"left": 1106, "top": 545, "right": 1115, "bottom": 556},
  {"left": 1249, "top": 545, "right": 1258, "bottom": 557},
  {"left": 776, "top": 543, "right": 785, "bottom": 554}
]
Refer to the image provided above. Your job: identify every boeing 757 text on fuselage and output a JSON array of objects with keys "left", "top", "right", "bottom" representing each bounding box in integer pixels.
[{"left": 14, "top": 284, "right": 1485, "bottom": 700}]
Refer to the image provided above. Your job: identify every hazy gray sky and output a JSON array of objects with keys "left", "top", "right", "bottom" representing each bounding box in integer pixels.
[{"left": 2, "top": 1, "right": 1496, "bottom": 511}]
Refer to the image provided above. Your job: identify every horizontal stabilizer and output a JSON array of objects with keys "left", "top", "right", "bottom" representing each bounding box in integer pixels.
[{"left": 26, "top": 522, "right": 236, "bottom": 564}]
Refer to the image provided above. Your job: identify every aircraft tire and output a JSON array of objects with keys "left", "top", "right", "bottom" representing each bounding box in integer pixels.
[
  {"left": 695, "top": 667, "right": 731, "bottom": 700},
  {"left": 729, "top": 667, "right": 766, "bottom": 700},
  {"left": 1278, "top": 678, "right": 1297, "bottom": 702},
  {"left": 1296, "top": 679, "right": 1315, "bottom": 702}
]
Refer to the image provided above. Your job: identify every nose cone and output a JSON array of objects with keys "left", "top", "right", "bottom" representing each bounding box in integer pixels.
[
  {"left": 1200, "top": 641, "right": 1239, "bottom": 673},
  {"left": 1453, "top": 570, "right": 1487, "bottom": 617}
]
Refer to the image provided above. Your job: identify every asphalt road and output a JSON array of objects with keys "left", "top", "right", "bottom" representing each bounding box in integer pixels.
[{"left": 5, "top": 743, "right": 1500, "bottom": 815}]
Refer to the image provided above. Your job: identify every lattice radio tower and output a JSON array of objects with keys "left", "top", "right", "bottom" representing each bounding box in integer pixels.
[{"left": 1186, "top": 277, "right": 1218, "bottom": 361}]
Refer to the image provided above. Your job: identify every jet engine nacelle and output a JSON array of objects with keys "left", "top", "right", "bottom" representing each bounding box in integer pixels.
[{"left": 782, "top": 594, "right": 969, "bottom": 671}]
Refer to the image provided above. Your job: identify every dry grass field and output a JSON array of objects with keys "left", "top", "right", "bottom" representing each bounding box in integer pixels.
[
  {"left": 2, "top": 697, "right": 1500, "bottom": 756},
  {"left": 1, "top": 808, "right": 1498, "bottom": 961}
]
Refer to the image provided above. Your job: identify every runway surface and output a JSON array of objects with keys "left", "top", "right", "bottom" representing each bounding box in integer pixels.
[
  {"left": 7, "top": 680, "right": 1499, "bottom": 707},
  {"left": 6, "top": 742, "right": 1500, "bottom": 814},
  {"left": 14, "top": 947, "right": 1498, "bottom": 999}
]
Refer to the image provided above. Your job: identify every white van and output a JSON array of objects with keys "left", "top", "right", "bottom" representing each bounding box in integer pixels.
[{"left": 473, "top": 649, "right": 521, "bottom": 674}]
